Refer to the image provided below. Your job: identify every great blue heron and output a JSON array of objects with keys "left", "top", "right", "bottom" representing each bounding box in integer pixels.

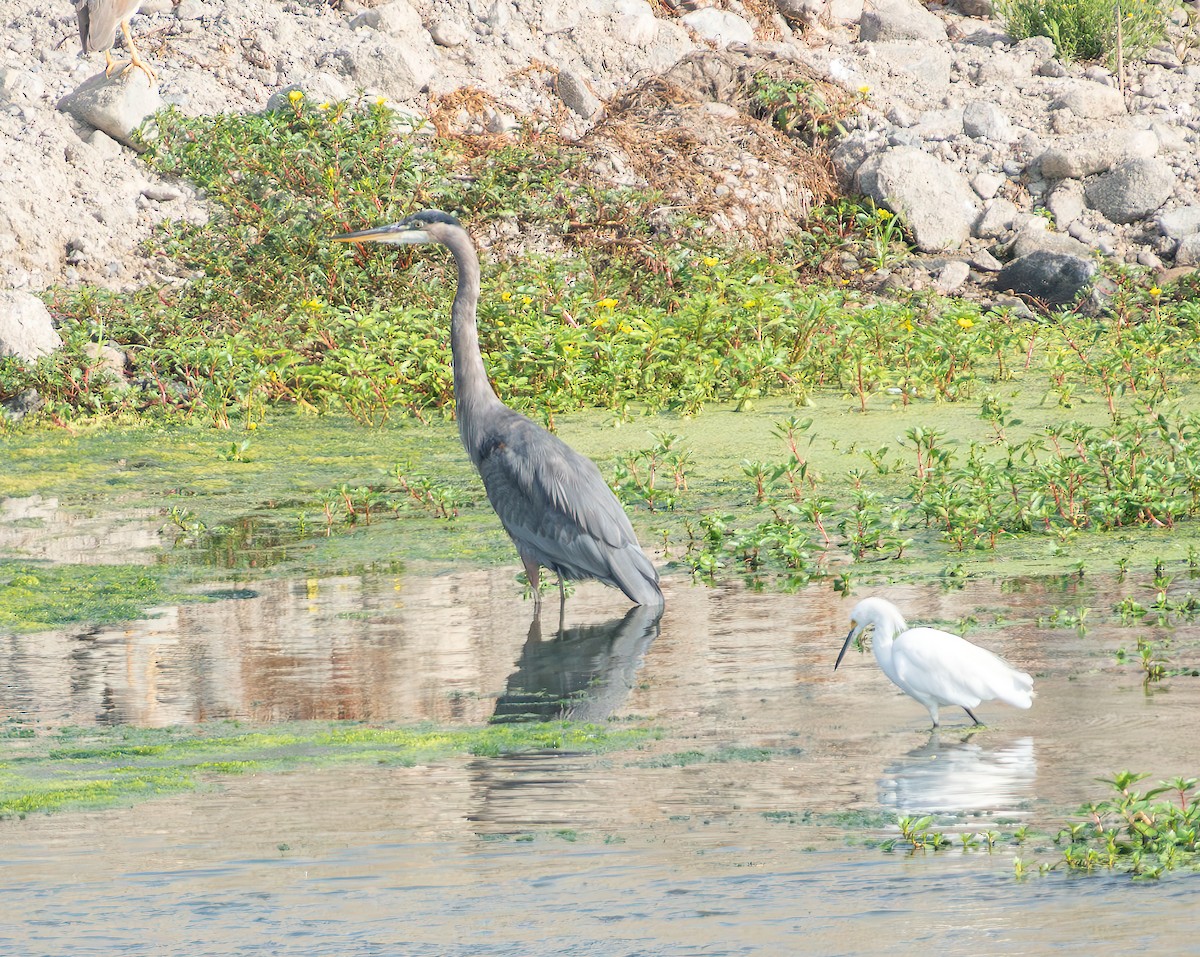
[
  {"left": 333, "top": 210, "right": 664, "bottom": 614},
  {"left": 835, "top": 597, "right": 1034, "bottom": 728},
  {"left": 75, "top": 0, "right": 156, "bottom": 84}
]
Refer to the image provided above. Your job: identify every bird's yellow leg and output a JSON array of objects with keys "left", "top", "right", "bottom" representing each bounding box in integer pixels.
[
  {"left": 104, "top": 49, "right": 117, "bottom": 76},
  {"left": 119, "top": 19, "right": 157, "bottom": 84}
]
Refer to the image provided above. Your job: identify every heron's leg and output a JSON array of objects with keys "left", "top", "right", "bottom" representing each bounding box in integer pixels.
[
  {"left": 104, "top": 49, "right": 117, "bottom": 76},
  {"left": 119, "top": 18, "right": 157, "bottom": 83},
  {"left": 928, "top": 703, "right": 940, "bottom": 728},
  {"left": 558, "top": 577, "right": 567, "bottom": 612},
  {"left": 522, "top": 555, "right": 542, "bottom": 615},
  {"left": 963, "top": 707, "right": 982, "bottom": 726}
]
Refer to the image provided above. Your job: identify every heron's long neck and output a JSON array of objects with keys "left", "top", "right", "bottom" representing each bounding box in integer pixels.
[{"left": 443, "top": 230, "right": 501, "bottom": 439}]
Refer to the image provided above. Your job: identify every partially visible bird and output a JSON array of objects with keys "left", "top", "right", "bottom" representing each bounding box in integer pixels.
[
  {"left": 834, "top": 596, "right": 1033, "bottom": 728},
  {"left": 332, "top": 210, "right": 664, "bottom": 615},
  {"left": 75, "top": 0, "right": 157, "bottom": 84}
]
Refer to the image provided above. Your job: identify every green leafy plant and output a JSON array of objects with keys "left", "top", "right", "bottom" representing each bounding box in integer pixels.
[{"left": 995, "top": 0, "right": 1171, "bottom": 67}]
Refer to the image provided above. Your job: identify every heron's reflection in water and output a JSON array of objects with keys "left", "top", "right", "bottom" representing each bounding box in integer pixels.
[
  {"left": 491, "top": 604, "right": 663, "bottom": 723},
  {"left": 879, "top": 733, "right": 1037, "bottom": 817}
]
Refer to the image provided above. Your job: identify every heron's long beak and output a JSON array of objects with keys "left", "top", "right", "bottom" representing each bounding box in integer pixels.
[
  {"left": 834, "top": 623, "right": 860, "bottom": 671},
  {"left": 331, "top": 224, "right": 431, "bottom": 245}
]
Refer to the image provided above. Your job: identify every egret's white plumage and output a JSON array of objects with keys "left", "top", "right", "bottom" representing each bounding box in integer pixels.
[{"left": 834, "top": 596, "right": 1034, "bottom": 728}]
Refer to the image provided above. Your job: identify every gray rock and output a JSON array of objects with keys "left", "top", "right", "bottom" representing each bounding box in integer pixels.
[
  {"left": 57, "top": 70, "right": 163, "bottom": 150},
  {"left": 350, "top": 0, "right": 426, "bottom": 37},
  {"left": 995, "top": 251, "right": 1096, "bottom": 305},
  {"left": 265, "top": 72, "right": 351, "bottom": 111},
  {"left": 1012, "top": 220, "right": 1092, "bottom": 257},
  {"left": 0, "top": 291, "right": 61, "bottom": 360},
  {"left": 955, "top": 0, "right": 993, "bottom": 15},
  {"left": 1156, "top": 206, "right": 1200, "bottom": 239},
  {"left": 970, "top": 248, "right": 1004, "bottom": 271},
  {"left": 971, "top": 172, "right": 1005, "bottom": 200},
  {"left": 914, "top": 108, "right": 963, "bottom": 141},
  {"left": 867, "top": 43, "right": 952, "bottom": 86},
  {"left": 556, "top": 69, "right": 601, "bottom": 119},
  {"left": 830, "top": 129, "right": 885, "bottom": 182},
  {"left": 935, "top": 260, "right": 971, "bottom": 293},
  {"left": 1038, "top": 129, "right": 1158, "bottom": 179},
  {"left": 860, "top": 0, "right": 948, "bottom": 41},
  {"left": 963, "top": 101, "right": 1013, "bottom": 141},
  {"left": 1176, "top": 234, "right": 1200, "bottom": 266},
  {"left": 1085, "top": 157, "right": 1175, "bottom": 225},
  {"left": 856, "top": 147, "right": 980, "bottom": 251},
  {"left": 84, "top": 341, "right": 128, "bottom": 383},
  {"left": 337, "top": 36, "right": 437, "bottom": 101},
  {"left": 1046, "top": 179, "right": 1085, "bottom": 228},
  {"left": 1051, "top": 80, "right": 1126, "bottom": 118},
  {"left": 974, "top": 199, "right": 1018, "bottom": 238},
  {"left": 681, "top": 8, "right": 754, "bottom": 45}
]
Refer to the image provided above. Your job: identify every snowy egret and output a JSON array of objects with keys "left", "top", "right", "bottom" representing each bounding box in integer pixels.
[{"left": 834, "top": 596, "right": 1034, "bottom": 728}]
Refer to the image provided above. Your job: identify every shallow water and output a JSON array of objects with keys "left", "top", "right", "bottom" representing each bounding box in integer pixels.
[{"left": 2, "top": 568, "right": 1200, "bottom": 954}]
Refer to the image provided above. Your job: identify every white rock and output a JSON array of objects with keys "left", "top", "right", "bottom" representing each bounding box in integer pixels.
[
  {"left": 1175, "top": 234, "right": 1200, "bottom": 265},
  {"left": 1156, "top": 206, "right": 1200, "bottom": 239},
  {"left": 971, "top": 172, "right": 1005, "bottom": 200},
  {"left": 1051, "top": 80, "right": 1126, "bottom": 118},
  {"left": 351, "top": 0, "right": 425, "bottom": 36},
  {"left": 1046, "top": 179, "right": 1085, "bottom": 228},
  {"left": 1039, "top": 129, "right": 1158, "bottom": 179},
  {"left": 974, "top": 197, "right": 1018, "bottom": 237},
  {"left": 856, "top": 147, "right": 980, "bottom": 251},
  {"left": 429, "top": 20, "right": 470, "bottom": 47},
  {"left": 681, "top": 8, "right": 754, "bottom": 46},
  {"left": 0, "top": 291, "right": 61, "bottom": 360},
  {"left": 860, "top": 0, "right": 947, "bottom": 41},
  {"left": 935, "top": 260, "right": 971, "bottom": 293},
  {"left": 57, "top": 70, "right": 163, "bottom": 150},
  {"left": 963, "top": 101, "right": 1013, "bottom": 141}
]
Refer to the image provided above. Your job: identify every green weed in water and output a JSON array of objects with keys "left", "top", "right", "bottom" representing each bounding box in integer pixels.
[{"left": 0, "top": 720, "right": 657, "bottom": 818}]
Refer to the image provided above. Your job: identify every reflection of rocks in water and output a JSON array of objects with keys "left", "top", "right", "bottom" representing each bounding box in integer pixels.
[
  {"left": 0, "top": 494, "right": 163, "bottom": 565},
  {"left": 878, "top": 734, "right": 1036, "bottom": 816},
  {"left": 491, "top": 604, "right": 663, "bottom": 723}
]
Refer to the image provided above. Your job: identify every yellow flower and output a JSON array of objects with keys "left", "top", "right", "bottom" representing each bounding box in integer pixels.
[
  {"left": 301, "top": 297, "right": 325, "bottom": 310},
  {"left": 318, "top": 102, "right": 331, "bottom": 111},
  {"left": 500, "top": 291, "right": 512, "bottom": 302},
  {"left": 521, "top": 295, "right": 532, "bottom": 306},
  {"left": 877, "top": 208, "right": 893, "bottom": 220},
  {"left": 901, "top": 319, "right": 914, "bottom": 333},
  {"left": 288, "top": 90, "right": 304, "bottom": 103},
  {"left": 957, "top": 317, "right": 974, "bottom": 329},
  {"left": 376, "top": 97, "right": 387, "bottom": 107},
  {"left": 246, "top": 421, "right": 258, "bottom": 431},
  {"left": 618, "top": 322, "right": 633, "bottom": 334},
  {"left": 857, "top": 84, "right": 871, "bottom": 94},
  {"left": 1149, "top": 286, "right": 1161, "bottom": 297},
  {"left": 596, "top": 297, "right": 618, "bottom": 309},
  {"left": 702, "top": 256, "right": 719, "bottom": 268},
  {"left": 743, "top": 299, "right": 757, "bottom": 308},
  {"left": 324, "top": 167, "right": 337, "bottom": 180},
  {"left": 591, "top": 316, "right": 608, "bottom": 329}
]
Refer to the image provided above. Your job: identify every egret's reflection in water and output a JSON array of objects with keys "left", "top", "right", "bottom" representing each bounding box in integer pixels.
[
  {"left": 879, "top": 733, "right": 1037, "bottom": 816},
  {"left": 492, "top": 604, "right": 663, "bottom": 723}
]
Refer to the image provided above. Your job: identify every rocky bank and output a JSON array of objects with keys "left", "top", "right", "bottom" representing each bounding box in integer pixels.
[{"left": 2, "top": 0, "right": 1199, "bottom": 358}]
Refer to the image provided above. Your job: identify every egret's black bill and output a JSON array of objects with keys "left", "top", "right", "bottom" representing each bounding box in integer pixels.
[{"left": 834, "top": 627, "right": 857, "bottom": 671}]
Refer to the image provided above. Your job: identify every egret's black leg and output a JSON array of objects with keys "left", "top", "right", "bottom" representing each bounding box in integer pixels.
[{"left": 964, "top": 707, "right": 982, "bottom": 725}]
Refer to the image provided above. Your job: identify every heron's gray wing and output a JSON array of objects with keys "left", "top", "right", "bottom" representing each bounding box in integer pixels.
[
  {"left": 78, "top": 0, "right": 122, "bottom": 52},
  {"left": 474, "top": 411, "right": 661, "bottom": 604}
]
